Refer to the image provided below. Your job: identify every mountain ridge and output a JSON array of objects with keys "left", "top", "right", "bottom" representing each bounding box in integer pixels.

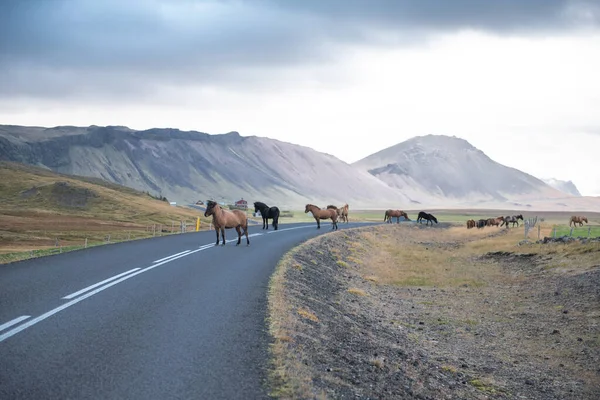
[{"left": 1, "top": 125, "right": 599, "bottom": 211}]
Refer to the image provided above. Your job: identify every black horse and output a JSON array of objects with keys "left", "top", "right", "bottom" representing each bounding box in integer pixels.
[
  {"left": 253, "top": 201, "right": 280, "bottom": 230},
  {"left": 417, "top": 211, "right": 438, "bottom": 226},
  {"left": 501, "top": 214, "right": 523, "bottom": 228}
]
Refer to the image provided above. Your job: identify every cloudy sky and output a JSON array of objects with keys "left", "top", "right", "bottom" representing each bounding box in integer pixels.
[{"left": 2, "top": 0, "right": 600, "bottom": 195}]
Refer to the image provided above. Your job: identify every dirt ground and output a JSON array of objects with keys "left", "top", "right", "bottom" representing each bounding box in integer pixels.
[{"left": 268, "top": 222, "right": 600, "bottom": 399}]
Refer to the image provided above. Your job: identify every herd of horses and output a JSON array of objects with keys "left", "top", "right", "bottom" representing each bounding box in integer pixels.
[
  {"left": 466, "top": 214, "right": 523, "bottom": 229},
  {"left": 203, "top": 200, "right": 440, "bottom": 246},
  {"left": 204, "top": 199, "right": 592, "bottom": 247},
  {"left": 202, "top": 201, "right": 351, "bottom": 246}
]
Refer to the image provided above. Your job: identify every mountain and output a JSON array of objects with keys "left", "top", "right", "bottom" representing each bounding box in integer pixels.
[
  {"left": 542, "top": 178, "right": 582, "bottom": 197},
  {"left": 352, "top": 134, "right": 596, "bottom": 210},
  {"left": 0, "top": 125, "right": 408, "bottom": 209},
  {"left": 2, "top": 126, "right": 599, "bottom": 211}
]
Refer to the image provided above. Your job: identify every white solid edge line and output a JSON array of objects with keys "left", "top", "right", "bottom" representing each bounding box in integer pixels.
[
  {"left": 0, "top": 315, "right": 31, "bottom": 332},
  {"left": 153, "top": 250, "right": 192, "bottom": 263},
  {"left": 267, "top": 225, "right": 313, "bottom": 233},
  {"left": 0, "top": 248, "right": 206, "bottom": 343},
  {"left": 62, "top": 268, "right": 142, "bottom": 300}
]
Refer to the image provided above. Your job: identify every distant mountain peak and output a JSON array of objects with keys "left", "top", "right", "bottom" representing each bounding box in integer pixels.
[{"left": 542, "top": 178, "right": 582, "bottom": 197}]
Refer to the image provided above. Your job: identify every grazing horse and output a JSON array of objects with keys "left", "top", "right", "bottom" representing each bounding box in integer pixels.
[
  {"left": 487, "top": 216, "right": 504, "bottom": 227},
  {"left": 384, "top": 209, "right": 409, "bottom": 224},
  {"left": 253, "top": 201, "right": 280, "bottom": 230},
  {"left": 501, "top": 214, "right": 524, "bottom": 228},
  {"left": 417, "top": 211, "right": 438, "bottom": 226},
  {"left": 569, "top": 215, "right": 588, "bottom": 227},
  {"left": 476, "top": 219, "right": 487, "bottom": 229},
  {"left": 306, "top": 204, "right": 338, "bottom": 230},
  {"left": 466, "top": 219, "right": 476, "bottom": 229},
  {"left": 204, "top": 200, "right": 250, "bottom": 246}
]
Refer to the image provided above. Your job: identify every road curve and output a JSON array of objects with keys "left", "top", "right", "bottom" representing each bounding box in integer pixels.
[{"left": 0, "top": 221, "right": 377, "bottom": 399}]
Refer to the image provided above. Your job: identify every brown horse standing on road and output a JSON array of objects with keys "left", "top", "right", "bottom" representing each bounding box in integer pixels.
[
  {"left": 570, "top": 216, "right": 588, "bottom": 227},
  {"left": 204, "top": 200, "right": 250, "bottom": 246},
  {"left": 385, "top": 209, "right": 409, "bottom": 223},
  {"left": 327, "top": 204, "right": 349, "bottom": 223},
  {"left": 306, "top": 204, "right": 338, "bottom": 230}
]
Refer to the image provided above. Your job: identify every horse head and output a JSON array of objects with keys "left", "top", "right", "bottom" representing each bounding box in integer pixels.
[
  {"left": 583, "top": 217, "right": 588, "bottom": 223},
  {"left": 204, "top": 200, "right": 218, "bottom": 217},
  {"left": 516, "top": 214, "right": 524, "bottom": 220},
  {"left": 305, "top": 204, "right": 316, "bottom": 213},
  {"left": 431, "top": 215, "right": 438, "bottom": 224}
]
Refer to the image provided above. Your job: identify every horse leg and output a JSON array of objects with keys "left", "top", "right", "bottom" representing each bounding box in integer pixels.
[
  {"left": 235, "top": 226, "right": 242, "bottom": 245},
  {"left": 316, "top": 217, "right": 320, "bottom": 229},
  {"left": 221, "top": 228, "right": 226, "bottom": 246},
  {"left": 214, "top": 227, "right": 219, "bottom": 246}
]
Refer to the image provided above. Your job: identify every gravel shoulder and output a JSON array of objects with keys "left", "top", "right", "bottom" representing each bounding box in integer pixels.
[{"left": 267, "top": 223, "right": 600, "bottom": 399}]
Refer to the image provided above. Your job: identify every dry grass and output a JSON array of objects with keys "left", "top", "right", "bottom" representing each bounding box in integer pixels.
[
  {"left": 0, "top": 162, "right": 212, "bottom": 262},
  {"left": 347, "top": 287, "right": 368, "bottom": 296},
  {"left": 268, "top": 222, "right": 600, "bottom": 398},
  {"left": 267, "top": 238, "right": 328, "bottom": 400}
]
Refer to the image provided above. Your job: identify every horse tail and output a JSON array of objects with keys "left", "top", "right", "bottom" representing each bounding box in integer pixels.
[{"left": 273, "top": 207, "right": 280, "bottom": 230}]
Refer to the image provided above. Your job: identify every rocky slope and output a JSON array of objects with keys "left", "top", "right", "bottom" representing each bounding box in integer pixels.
[{"left": 0, "top": 125, "right": 408, "bottom": 209}]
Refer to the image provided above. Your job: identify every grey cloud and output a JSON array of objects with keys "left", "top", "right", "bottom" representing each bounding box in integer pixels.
[{"left": 1, "top": 0, "right": 598, "bottom": 100}]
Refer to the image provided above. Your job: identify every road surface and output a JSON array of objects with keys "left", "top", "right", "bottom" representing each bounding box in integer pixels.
[{"left": 0, "top": 221, "right": 377, "bottom": 399}]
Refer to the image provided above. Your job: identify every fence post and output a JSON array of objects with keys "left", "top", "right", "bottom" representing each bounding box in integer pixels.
[
  {"left": 553, "top": 227, "right": 556, "bottom": 238},
  {"left": 569, "top": 227, "right": 573, "bottom": 237},
  {"left": 589, "top": 227, "right": 592, "bottom": 238},
  {"left": 153, "top": 224, "right": 156, "bottom": 236},
  {"left": 85, "top": 238, "right": 88, "bottom": 248},
  {"left": 538, "top": 224, "right": 541, "bottom": 240}
]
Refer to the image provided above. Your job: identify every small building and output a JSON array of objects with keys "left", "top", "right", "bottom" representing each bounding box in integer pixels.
[
  {"left": 235, "top": 198, "right": 248, "bottom": 210},
  {"left": 169, "top": 201, "right": 177, "bottom": 206}
]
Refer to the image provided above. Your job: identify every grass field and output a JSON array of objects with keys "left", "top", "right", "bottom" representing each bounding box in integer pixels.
[
  {"left": 0, "top": 162, "right": 214, "bottom": 263},
  {"left": 268, "top": 222, "right": 600, "bottom": 399},
  {"left": 3, "top": 161, "right": 599, "bottom": 263}
]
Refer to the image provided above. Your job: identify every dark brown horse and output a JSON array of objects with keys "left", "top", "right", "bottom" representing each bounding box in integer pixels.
[
  {"left": 384, "top": 209, "right": 409, "bottom": 223},
  {"left": 569, "top": 215, "right": 588, "bottom": 227},
  {"left": 466, "top": 219, "right": 476, "bottom": 229},
  {"left": 306, "top": 204, "right": 338, "bottom": 230},
  {"left": 204, "top": 200, "right": 250, "bottom": 246}
]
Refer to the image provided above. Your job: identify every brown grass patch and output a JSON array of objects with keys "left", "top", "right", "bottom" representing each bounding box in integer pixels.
[
  {"left": 0, "top": 162, "right": 215, "bottom": 262},
  {"left": 347, "top": 288, "right": 368, "bottom": 296}
]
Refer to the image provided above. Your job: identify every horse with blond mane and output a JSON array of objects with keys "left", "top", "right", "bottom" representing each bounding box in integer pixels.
[
  {"left": 204, "top": 200, "right": 250, "bottom": 246},
  {"left": 569, "top": 215, "right": 588, "bottom": 227},
  {"left": 306, "top": 204, "right": 338, "bottom": 230},
  {"left": 327, "top": 204, "right": 349, "bottom": 223}
]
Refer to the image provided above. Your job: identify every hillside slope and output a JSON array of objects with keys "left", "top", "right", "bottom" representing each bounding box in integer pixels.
[
  {"left": 0, "top": 125, "right": 409, "bottom": 209},
  {"left": 352, "top": 135, "right": 587, "bottom": 209},
  {"left": 0, "top": 161, "right": 209, "bottom": 256}
]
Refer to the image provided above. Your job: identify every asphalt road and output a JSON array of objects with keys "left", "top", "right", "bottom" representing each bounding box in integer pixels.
[{"left": 0, "top": 220, "right": 377, "bottom": 400}]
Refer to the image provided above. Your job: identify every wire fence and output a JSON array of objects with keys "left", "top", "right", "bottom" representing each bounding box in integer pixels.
[{"left": 523, "top": 215, "right": 599, "bottom": 240}]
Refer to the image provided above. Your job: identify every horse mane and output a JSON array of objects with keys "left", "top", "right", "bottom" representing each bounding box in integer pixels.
[
  {"left": 254, "top": 201, "right": 268, "bottom": 209},
  {"left": 326, "top": 205, "right": 338, "bottom": 210}
]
